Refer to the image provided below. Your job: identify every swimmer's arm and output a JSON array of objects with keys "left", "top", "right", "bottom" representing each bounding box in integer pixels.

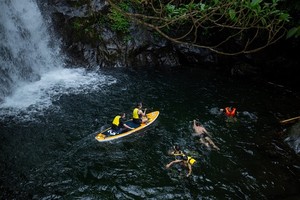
[
  {"left": 187, "top": 164, "right": 192, "bottom": 177},
  {"left": 166, "top": 160, "right": 182, "bottom": 169},
  {"left": 193, "top": 120, "right": 197, "bottom": 130}
]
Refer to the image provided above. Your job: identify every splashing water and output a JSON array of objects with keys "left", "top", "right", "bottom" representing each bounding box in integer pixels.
[
  {"left": 0, "top": 0, "right": 116, "bottom": 119},
  {"left": 0, "top": 68, "right": 116, "bottom": 109}
]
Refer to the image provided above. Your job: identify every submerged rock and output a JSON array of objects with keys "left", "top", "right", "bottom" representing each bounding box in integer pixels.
[{"left": 285, "top": 122, "right": 300, "bottom": 154}]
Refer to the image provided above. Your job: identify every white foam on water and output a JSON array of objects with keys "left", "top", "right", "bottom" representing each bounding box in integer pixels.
[
  {"left": 0, "top": 0, "right": 117, "bottom": 120},
  {"left": 0, "top": 68, "right": 116, "bottom": 114}
]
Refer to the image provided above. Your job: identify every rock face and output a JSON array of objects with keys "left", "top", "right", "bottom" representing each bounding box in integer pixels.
[
  {"left": 285, "top": 122, "right": 300, "bottom": 154},
  {"left": 49, "top": 0, "right": 219, "bottom": 69},
  {"left": 47, "top": 0, "right": 299, "bottom": 89}
]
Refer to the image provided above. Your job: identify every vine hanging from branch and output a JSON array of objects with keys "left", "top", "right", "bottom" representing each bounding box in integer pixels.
[{"left": 107, "top": 0, "right": 290, "bottom": 55}]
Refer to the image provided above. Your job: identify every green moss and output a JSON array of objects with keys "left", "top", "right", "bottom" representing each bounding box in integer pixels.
[
  {"left": 108, "top": 2, "right": 131, "bottom": 34},
  {"left": 69, "top": 16, "right": 103, "bottom": 44}
]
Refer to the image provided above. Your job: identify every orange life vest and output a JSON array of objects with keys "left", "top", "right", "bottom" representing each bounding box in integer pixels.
[{"left": 225, "top": 107, "right": 236, "bottom": 117}]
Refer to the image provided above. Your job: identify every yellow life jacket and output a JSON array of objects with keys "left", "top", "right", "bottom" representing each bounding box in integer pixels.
[
  {"left": 173, "top": 151, "right": 185, "bottom": 160},
  {"left": 173, "top": 152, "right": 184, "bottom": 156},
  {"left": 188, "top": 156, "right": 196, "bottom": 165},
  {"left": 112, "top": 115, "right": 121, "bottom": 126},
  {"left": 133, "top": 108, "right": 139, "bottom": 119}
]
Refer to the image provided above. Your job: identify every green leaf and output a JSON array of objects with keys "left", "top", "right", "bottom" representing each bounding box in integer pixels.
[
  {"left": 228, "top": 9, "right": 236, "bottom": 21},
  {"left": 261, "top": 17, "right": 267, "bottom": 26},
  {"left": 279, "top": 13, "right": 290, "bottom": 22},
  {"left": 251, "top": 0, "right": 262, "bottom": 7},
  {"left": 286, "top": 27, "right": 300, "bottom": 39},
  {"left": 200, "top": 3, "right": 206, "bottom": 11},
  {"left": 166, "top": 4, "right": 175, "bottom": 12}
]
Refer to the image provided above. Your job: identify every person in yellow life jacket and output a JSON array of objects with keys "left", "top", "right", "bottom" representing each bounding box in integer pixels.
[
  {"left": 132, "top": 102, "right": 148, "bottom": 125},
  {"left": 111, "top": 113, "right": 134, "bottom": 134},
  {"left": 168, "top": 145, "right": 185, "bottom": 160},
  {"left": 166, "top": 155, "right": 196, "bottom": 177}
]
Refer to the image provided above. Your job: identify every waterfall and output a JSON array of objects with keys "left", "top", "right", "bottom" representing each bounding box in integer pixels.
[
  {"left": 0, "top": 0, "right": 62, "bottom": 101},
  {"left": 0, "top": 0, "right": 116, "bottom": 118}
]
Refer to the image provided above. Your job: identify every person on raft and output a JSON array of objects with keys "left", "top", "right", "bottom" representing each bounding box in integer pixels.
[
  {"left": 132, "top": 102, "right": 148, "bottom": 124},
  {"left": 111, "top": 113, "right": 134, "bottom": 135}
]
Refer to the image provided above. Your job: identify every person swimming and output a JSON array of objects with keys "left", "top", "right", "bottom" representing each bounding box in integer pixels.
[
  {"left": 166, "top": 155, "right": 196, "bottom": 177},
  {"left": 169, "top": 145, "right": 185, "bottom": 160},
  {"left": 192, "top": 120, "right": 220, "bottom": 151}
]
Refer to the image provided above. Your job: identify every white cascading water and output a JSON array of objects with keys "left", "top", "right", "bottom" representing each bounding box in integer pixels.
[{"left": 0, "top": 0, "right": 115, "bottom": 118}]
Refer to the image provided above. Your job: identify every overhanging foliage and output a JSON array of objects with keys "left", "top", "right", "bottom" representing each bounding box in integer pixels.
[{"left": 107, "top": 0, "right": 290, "bottom": 55}]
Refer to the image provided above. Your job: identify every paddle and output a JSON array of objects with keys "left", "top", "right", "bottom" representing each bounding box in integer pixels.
[{"left": 280, "top": 116, "right": 300, "bottom": 124}]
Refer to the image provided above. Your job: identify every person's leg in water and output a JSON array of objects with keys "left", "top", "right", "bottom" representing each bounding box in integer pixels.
[
  {"left": 199, "top": 138, "right": 210, "bottom": 148},
  {"left": 205, "top": 137, "right": 220, "bottom": 151}
]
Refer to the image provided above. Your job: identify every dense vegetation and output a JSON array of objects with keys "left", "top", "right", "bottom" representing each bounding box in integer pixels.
[
  {"left": 107, "top": 0, "right": 295, "bottom": 55},
  {"left": 64, "top": 0, "right": 300, "bottom": 56}
]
